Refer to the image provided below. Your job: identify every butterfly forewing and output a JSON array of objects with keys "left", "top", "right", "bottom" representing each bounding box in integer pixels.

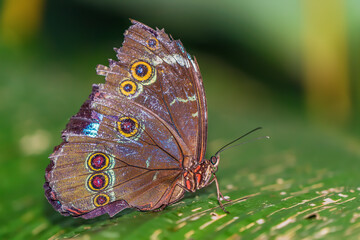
[{"left": 106, "top": 20, "right": 206, "bottom": 164}]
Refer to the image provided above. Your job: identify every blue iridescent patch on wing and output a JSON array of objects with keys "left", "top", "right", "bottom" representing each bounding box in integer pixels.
[
  {"left": 83, "top": 123, "right": 100, "bottom": 137},
  {"left": 176, "top": 41, "right": 193, "bottom": 61},
  {"left": 187, "top": 53, "right": 192, "bottom": 61},
  {"left": 176, "top": 42, "right": 186, "bottom": 54},
  {"left": 83, "top": 112, "right": 103, "bottom": 137}
]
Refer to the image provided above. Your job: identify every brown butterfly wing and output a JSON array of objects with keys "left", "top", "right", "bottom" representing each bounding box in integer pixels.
[
  {"left": 45, "top": 86, "right": 186, "bottom": 218},
  {"left": 45, "top": 20, "right": 207, "bottom": 218},
  {"left": 100, "top": 20, "right": 207, "bottom": 166}
]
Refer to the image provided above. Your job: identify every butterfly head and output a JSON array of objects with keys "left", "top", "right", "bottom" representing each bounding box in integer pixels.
[{"left": 209, "top": 155, "right": 220, "bottom": 173}]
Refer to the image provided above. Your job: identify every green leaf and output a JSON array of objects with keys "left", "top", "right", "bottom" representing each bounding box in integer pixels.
[{"left": 1, "top": 53, "right": 359, "bottom": 239}]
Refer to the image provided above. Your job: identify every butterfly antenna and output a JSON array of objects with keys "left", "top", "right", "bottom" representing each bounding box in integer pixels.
[
  {"left": 217, "top": 136, "right": 270, "bottom": 155},
  {"left": 214, "top": 127, "right": 265, "bottom": 156}
]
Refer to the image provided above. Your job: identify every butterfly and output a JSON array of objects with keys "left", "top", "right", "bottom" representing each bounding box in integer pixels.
[{"left": 44, "top": 20, "right": 231, "bottom": 219}]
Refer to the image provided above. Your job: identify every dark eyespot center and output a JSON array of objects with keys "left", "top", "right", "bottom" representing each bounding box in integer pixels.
[
  {"left": 135, "top": 64, "right": 148, "bottom": 77},
  {"left": 91, "top": 155, "right": 106, "bottom": 169},
  {"left": 123, "top": 83, "right": 133, "bottom": 92},
  {"left": 91, "top": 175, "right": 106, "bottom": 189},
  {"left": 96, "top": 196, "right": 107, "bottom": 205},
  {"left": 121, "top": 118, "right": 136, "bottom": 133},
  {"left": 148, "top": 39, "right": 157, "bottom": 48}
]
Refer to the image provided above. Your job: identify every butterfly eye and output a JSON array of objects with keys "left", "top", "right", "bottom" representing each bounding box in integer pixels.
[
  {"left": 146, "top": 38, "right": 159, "bottom": 50},
  {"left": 119, "top": 80, "right": 137, "bottom": 96},
  {"left": 93, "top": 193, "right": 110, "bottom": 207},
  {"left": 87, "top": 152, "right": 110, "bottom": 171},
  {"left": 130, "top": 61, "right": 154, "bottom": 82},
  {"left": 210, "top": 156, "right": 218, "bottom": 165},
  {"left": 87, "top": 173, "right": 109, "bottom": 191},
  {"left": 117, "top": 116, "right": 139, "bottom": 137}
]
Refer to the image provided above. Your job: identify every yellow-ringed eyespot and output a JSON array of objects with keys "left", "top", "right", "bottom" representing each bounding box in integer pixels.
[
  {"left": 93, "top": 193, "right": 110, "bottom": 207},
  {"left": 146, "top": 38, "right": 159, "bottom": 51},
  {"left": 117, "top": 117, "right": 139, "bottom": 137},
  {"left": 130, "top": 61, "right": 153, "bottom": 82},
  {"left": 87, "top": 152, "right": 110, "bottom": 171},
  {"left": 119, "top": 80, "right": 137, "bottom": 96},
  {"left": 87, "top": 173, "right": 109, "bottom": 191}
]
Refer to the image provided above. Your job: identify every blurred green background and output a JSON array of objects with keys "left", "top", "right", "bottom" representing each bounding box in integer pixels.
[{"left": 1, "top": 0, "right": 360, "bottom": 239}]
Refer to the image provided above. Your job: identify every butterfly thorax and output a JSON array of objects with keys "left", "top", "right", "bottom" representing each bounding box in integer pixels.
[{"left": 183, "top": 160, "right": 213, "bottom": 192}]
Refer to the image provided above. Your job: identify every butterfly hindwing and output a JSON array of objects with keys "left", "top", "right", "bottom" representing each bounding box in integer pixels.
[{"left": 45, "top": 84, "right": 189, "bottom": 217}]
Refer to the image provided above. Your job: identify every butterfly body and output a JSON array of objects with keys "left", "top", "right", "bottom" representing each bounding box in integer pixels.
[{"left": 44, "top": 20, "right": 226, "bottom": 219}]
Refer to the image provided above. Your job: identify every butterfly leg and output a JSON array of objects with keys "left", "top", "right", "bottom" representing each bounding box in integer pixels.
[
  {"left": 218, "top": 188, "right": 231, "bottom": 202},
  {"left": 211, "top": 174, "right": 230, "bottom": 213},
  {"left": 208, "top": 175, "right": 231, "bottom": 202},
  {"left": 173, "top": 179, "right": 230, "bottom": 213}
]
